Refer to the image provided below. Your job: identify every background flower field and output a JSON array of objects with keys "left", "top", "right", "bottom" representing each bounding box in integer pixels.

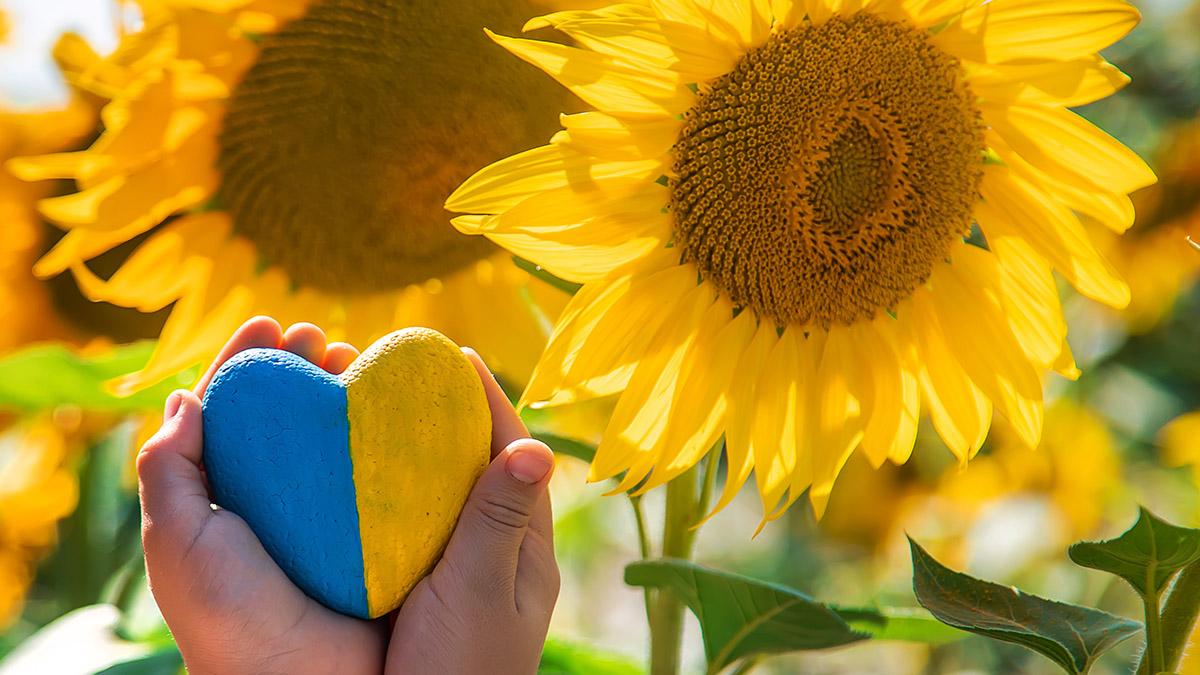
[{"left": 0, "top": 0, "right": 1198, "bottom": 673}]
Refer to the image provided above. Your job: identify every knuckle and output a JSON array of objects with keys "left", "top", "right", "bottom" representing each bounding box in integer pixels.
[{"left": 476, "top": 493, "right": 533, "bottom": 531}]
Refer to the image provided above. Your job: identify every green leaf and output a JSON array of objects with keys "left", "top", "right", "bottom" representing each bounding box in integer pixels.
[
  {"left": 538, "top": 637, "right": 643, "bottom": 675},
  {"left": 834, "top": 606, "right": 967, "bottom": 645},
  {"left": 910, "top": 538, "right": 1142, "bottom": 674},
  {"left": 95, "top": 648, "right": 183, "bottom": 675},
  {"left": 1069, "top": 508, "right": 1200, "bottom": 597},
  {"left": 0, "top": 342, "right": 192, "bottom": 413},
  {"left": 626, "top": 559, "right": 868, "bottom": 674},
  {"left": 513, "top": 256, "right": 583, "bottom": 295}
]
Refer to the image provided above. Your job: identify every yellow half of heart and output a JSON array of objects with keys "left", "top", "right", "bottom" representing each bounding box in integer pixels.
[{"left": 342, "top": 328, "right": 491, "bottom": 616}]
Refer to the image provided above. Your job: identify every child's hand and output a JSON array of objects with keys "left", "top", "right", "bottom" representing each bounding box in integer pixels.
[{"left": 138, "top": 317, "right": 559, "bottom": 675}]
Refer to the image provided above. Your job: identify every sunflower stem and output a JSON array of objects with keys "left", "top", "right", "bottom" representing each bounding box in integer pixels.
[
  {"left": 1136, "top": 560, "right": 1200, "bottom": 674},
  {"left": 630, "top": 495, "right": 655, "bottom": 626},
  {"left": 649, "top": 462, "right": 702, "bottom": 675}
]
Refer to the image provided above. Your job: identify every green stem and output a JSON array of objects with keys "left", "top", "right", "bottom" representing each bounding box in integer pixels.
[
  {"left": 631, "top": 495, "right": 655, "bottom": 626},
  {"left": 1144, "top": 590, "right": 1165, "bottom": 675},
  {"left": 650, "top": 463, "right": 702, "bottom": 675},
  {"left": 1137, "top": 561, "right": 1200, "bottom": 674}
]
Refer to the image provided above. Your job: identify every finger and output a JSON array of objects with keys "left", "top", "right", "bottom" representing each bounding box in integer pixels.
[
  {"left": 441, "top": 438, "right": 555, "bottom": 601},
  {"left": 462, "top": 348, "right": 527, "bottom": 457},
  {"left": 322, "top": 342, "right": 360, "bottom": 375},
  {"left": 463, "top": 348, "right": 554, "bottom": 547},
  {"left": 282, "top": 322, "right": 327, "bottom": 366},
  {"left": 138, "top": 391, "right": 212, "bottom": 544},
  {"left": 193, "top": 316, "right": 282, "bottom": 396}
]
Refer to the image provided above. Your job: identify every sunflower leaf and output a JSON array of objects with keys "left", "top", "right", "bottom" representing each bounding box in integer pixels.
[
  {"left": 1069, "top": 508, "right": 1200, "bottom": 597},
  {"left": 0, "top": 342, "right": 190, "bottom": 413},
  {"left": 625, "top": 559, "right": 869, "bottom": 673},
  {"left": 910, "top": 538, "right": 1142, "bottom": 674}
]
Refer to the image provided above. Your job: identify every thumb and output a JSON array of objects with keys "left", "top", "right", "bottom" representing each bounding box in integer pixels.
[{"left": 441, "top": 438, "right": 555, "bottom": 596}]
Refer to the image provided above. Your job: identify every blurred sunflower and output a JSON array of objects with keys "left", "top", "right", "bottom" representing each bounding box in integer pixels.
[
  {"left": 448, "top": 0, "right": 1154, "bottom": 522},
  {"left": 10, "top": 0, "right": 583, "bottom": 393},
  {"left": 1161, "top": 411, "right": 1200, "bottom": 485},
  {"left": 0, "top": 415, "right": 81, "bottom": 628},
  {"left": 826, "top": 400, "right": 1122, "bottom": 569}
]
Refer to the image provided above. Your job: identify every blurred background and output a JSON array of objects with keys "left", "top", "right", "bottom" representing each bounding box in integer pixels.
[{"left": 0, "top": 0, "right": 1197, "bottom": 673}]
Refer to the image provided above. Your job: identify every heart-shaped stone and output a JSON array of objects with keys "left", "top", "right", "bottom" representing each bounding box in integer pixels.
[{"left": 201, "top": 328, "right": 490, "bottom": 618}]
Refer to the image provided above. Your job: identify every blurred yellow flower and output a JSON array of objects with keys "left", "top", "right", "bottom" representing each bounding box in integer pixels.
[
  {"left": 1162, "top": 411, "right": 1200, "bottom": 481},
  {"left": 11, "top": 0, "right": 578, "bottom": 393},
  {"left": 0, "top": 416, "right": 80, "bottom": 628},
  {"left": 448, "top": 0, "right": 1153, "bottom": 523},
  {"left": 827, "top": 401, "right": 1122, "bottom": 566}
]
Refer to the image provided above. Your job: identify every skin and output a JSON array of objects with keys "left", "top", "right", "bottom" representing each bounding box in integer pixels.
[{"left": 138, "top": 316, "right": 559, "bottom": 674}]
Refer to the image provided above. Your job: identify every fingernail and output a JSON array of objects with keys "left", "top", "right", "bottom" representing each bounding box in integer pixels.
[
  {"left": 506, "top": 447, "right": 553, "bottom": 485},
  {"left": 163, "top": 391, "right": 184, "bottom": 421}
]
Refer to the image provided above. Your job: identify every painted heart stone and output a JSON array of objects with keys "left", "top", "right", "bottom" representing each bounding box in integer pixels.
[{"left": 201, "top": 327, "right": 491, "bottom": 618}]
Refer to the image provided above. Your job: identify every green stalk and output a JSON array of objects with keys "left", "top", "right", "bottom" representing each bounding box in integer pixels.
[
  {"left": 1137, "top": 561, "right": 1200, "bottom": 674},
  {"left": 649, "top": 462, "right": 702, "bottom": 675},
  {"left": 631, "top": 495, "right": 655, "bottom": 626}
]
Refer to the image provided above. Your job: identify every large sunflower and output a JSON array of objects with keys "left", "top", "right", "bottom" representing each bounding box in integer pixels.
[
  {"left": 447, "top": 0, "right": 1155, "bottom": 522},
  {"left": 10, "top": 0, "right": 584, "bottom": 393}
]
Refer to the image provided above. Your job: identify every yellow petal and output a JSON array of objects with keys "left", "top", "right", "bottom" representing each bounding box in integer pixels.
[
  {"left": 988, "top": 235, "right": 1067, "bottom": 368},
  {"left": 987, "top": 130, "right": 1135, "bottom": 233},
  {"left": 934, "top": 0, "right": 1140, "bottom": 64},
  {"left": 966, "top": 56, "right": 1129, "bottom": 107},
  {"left": 934, "top": 247, "right": 1044, "bottom": 448},
  {"left": 476, "top": 179, "right": 671, "bottom": 283},
  {"left": 488, "top": 30, "right": 694, "bottom": 118},
  {"left": 852, "top": 320, "right": 919, "bottom": 468},
  {"left": 906, "top": 291, "right": 992, "bottom": 462},
  {"left": 978, "top": 167, "right": 1129, "bottom": 308},
  {"left": 446, "top": 143, "right": 664, "bottom": 215},
  {"left": 751, "top": 329, "right": 806, "bottom": 520},
  {"left": 593, "top": 281, "right": 716, "bottom": 487},
  {"left": 809, "top": 326, "right": 865, "bottom": 510},
  {"left": 637, "top": 295, "right": 753, "bottom": 494},
  {"left": 704, "top": 319, "right": 777, "bottom": 522},
  {"left": 556, "top": 111, "right": 680, "bottom": 161},
  {"left": 522, "top": 262, "right": 696, "bottom": 408},
  {"left": 985, "top": 103, "right": 1156, "bottom": 195}
]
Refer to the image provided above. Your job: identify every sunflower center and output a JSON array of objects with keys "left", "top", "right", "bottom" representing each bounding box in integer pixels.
[
  {"left": 670, "top": 13, "right": 985, "bottom": 328},
  {"left": 217, "top": 0, "right": 563, "bottom": 293}
]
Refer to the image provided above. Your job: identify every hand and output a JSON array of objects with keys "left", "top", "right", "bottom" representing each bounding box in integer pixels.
[
  {"left": 386, "top": 348, "right": 559, "bottom": 675},
  {"left": 138, "top": 318, "right": 385, "bottom": 674},
  {"left": 138, "top": 317, "right": 560, "bottom": 675}
]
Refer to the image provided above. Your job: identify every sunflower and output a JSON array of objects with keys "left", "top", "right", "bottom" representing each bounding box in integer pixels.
[
  {"left": 447, "top": 0, "right": 1155, "bottom": 522},
  {"left": 0, "top": 415, "right": 80, "bottom": 628},
  {"left": 10, "top": 0, "right": 586, "bottom": 393}
]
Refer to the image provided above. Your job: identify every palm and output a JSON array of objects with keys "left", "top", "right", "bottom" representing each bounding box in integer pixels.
[{"left": 178, "top": 507, "right": 386, "bottom": 672}]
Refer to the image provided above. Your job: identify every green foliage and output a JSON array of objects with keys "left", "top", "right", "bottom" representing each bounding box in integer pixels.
[
  {"left": 0, "top": 342, "right": 190, "bottom": 413},
  {"left": 95, "top": 649, "right": 183, "bottom": 675},
  {"left": 833, "top": 606, "right": 966, "bottom": 645},
  {"left": 910, "top": 539, "right": 1142, "bottom": 674},
  {"left": 1069, "top": 508, "right": 1200, "bottom": 596},
  {"left": 538, "top": 637, "right": 643, "bottom": 675},
  {"left": 627, "top": 559, "right": 870, "bottom": 674},
  {"left": 513, "top": 256, "right": 582, "bottom": 295}
]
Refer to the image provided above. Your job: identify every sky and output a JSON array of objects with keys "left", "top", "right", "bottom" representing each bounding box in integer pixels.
[{"left": 0, "top": 0, "right": 121, "bottom": 108}]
